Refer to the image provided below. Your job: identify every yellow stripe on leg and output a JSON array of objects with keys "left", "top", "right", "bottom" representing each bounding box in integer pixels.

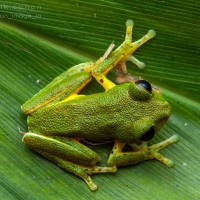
[{"left": 94, "top": 75, "right": 116, "bottom": 90}]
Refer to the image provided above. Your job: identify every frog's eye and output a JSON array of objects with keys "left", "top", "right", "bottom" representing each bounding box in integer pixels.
[
  {"left": 135, "top": 80, "right": 152, "bottom": 94},
  {"left": 140, "top": 126, "right": 155, "bottom": 141}
]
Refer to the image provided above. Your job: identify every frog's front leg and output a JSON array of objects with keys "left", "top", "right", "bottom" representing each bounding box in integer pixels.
[
  {"left": 23, "top": 133, "right": 116, "bottom": 191},
  {"left": 107, "top": 135, "right": 179, "bottom": 167}
]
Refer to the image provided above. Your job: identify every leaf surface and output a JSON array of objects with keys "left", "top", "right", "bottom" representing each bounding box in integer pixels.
[{"left": 0, "top": 1, "right": 200, "bottom": 199}]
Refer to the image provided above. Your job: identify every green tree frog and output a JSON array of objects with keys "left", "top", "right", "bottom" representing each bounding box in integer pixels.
[{"left": 21, "top": 20, "right": 179, "bottom": 191}]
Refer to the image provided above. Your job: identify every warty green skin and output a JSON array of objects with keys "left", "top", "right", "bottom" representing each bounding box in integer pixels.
[
  {"left": 27, "top": 82, "right": 171, "bottom": 144},
  {"left": 22, "top": 20, "right": 180, "bottom": 191}
]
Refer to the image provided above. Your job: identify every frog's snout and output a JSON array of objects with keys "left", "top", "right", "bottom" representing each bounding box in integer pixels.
[
  {"left": 159, "top": 101, "right": 172, "bottom": 120},
  {"left": 163, "top": 102, "right": 172, "bottom": 117},
  {"left": 154, "top": 101, "right": 172, "bottom": 132}
]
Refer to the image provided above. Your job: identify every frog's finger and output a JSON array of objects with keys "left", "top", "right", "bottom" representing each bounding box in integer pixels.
[
  {"left": 153, "top": 152, "right": 175, "bottom": 167},
  {"left": 150, "top": 134, "right": 180, "bottom": 151}
]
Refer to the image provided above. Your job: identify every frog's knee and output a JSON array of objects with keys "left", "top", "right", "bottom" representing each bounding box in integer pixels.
[{"left": 67, "top": 62, "right": 94, "bottom": 75}]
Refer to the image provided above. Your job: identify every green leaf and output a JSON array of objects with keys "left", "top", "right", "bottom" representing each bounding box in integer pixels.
[{"left": 1, "top": 1, "right": 199, "bottom": 199}]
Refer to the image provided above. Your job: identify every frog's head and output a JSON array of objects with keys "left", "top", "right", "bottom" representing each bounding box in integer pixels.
[{"left": 127, "top": 80, "right": 172, "bottom": 143}]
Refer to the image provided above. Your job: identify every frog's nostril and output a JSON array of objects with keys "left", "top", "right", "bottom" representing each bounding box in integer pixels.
[{"left": 163, "top": 115, "right": 170, "bottom": 124}]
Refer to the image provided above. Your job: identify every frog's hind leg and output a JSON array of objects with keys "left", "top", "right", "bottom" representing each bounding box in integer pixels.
[
  {"left": 22, "top": 62, "right": 94, "bottom": 114},
  {"left": 91, "top": 20, "right": 134, "bottom": 90},
  {"left": 91, "top": 20, "right": 156, "bottom": 90},
  {"left": 22, "top": 133, "right": 116, "bottom": 191},
  {"left": 118, "top": 29, "right": 156, "bottom": 74}
]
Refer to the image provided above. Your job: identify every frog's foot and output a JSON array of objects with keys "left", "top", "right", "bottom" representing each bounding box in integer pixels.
[
  {"left": 117, "top": 28, "right": 156, "bottom": 75},
  {"left": 34, "top": 149, "right": 100, "bottom": 191},
  {"left": 36, "top": 150, "right": 116, "bottom": 191},
  {"left": 108, "top": 135, "right": 179, "bottom": 167},
  {"left": 147, "top": 135, "right": 179, "bottom": 167},
  {"left": 81, "top": 166, "right": 117, "bottom": 191},
  {"left": 136, "top": 134, "right": 180, "bottom": 167}
]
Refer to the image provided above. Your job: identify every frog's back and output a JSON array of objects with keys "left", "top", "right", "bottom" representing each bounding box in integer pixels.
[{"left": 27, "top": 83, "right": 135, "bottom": 140}]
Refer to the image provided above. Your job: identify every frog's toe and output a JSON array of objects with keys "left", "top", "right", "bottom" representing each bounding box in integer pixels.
[
  {"left": 153, "top": 151, "right": 175, "bottom": 167},
  {"left": 166, "top": 160, "right": 175, "bottom": 168},
  {"left": 148, "top": 135, "right": 180, "bottom": 167},
  {"left": 83, "top": 166, "right": 117, "bottom": 191},
  {"left": 127, "top": 55, "right": 146, "bottom": 70},
  {"left": 170, "top": 134, "right": 180, "bottom": 143},
  {"left": 84, "top": 176, "right": 97, "bottom": 191},
  {"left": 92, "top": 166, "right": 117, "bottom": 173},
  {"left": 148, "top": 29, "right": 156, "bottom": 38}
]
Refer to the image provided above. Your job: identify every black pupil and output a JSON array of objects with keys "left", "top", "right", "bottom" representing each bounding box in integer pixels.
[
  {"left": 140, "top": 127, "right": 155, "bottom": 141},
  {"left": 135, "top": 80, "right": 152, "bottom": 93}
]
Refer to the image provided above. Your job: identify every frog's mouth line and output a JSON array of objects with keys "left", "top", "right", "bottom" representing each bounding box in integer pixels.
[{"left": 82, "top": 139, "right": 113, "bottom": 145}]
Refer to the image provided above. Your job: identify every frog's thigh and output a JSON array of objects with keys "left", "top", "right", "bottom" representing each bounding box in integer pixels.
[{"left": 23, "top": 133, "right": 99, "bottom": 166}]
